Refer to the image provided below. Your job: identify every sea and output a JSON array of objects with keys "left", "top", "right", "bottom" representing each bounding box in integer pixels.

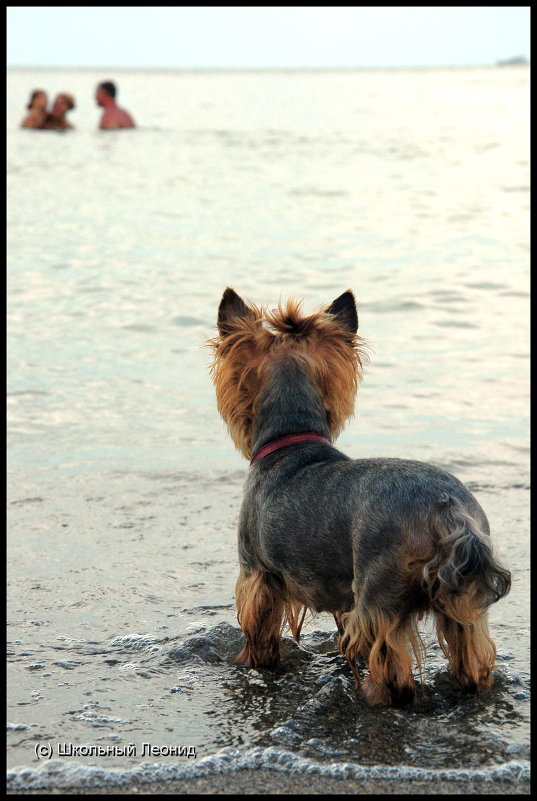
[{"left": 7, "top": 66, "right": 529, "bottom": 791}]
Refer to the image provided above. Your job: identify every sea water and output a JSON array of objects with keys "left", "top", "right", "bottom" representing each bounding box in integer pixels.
[{"left": 7, "top": 66, "right": 529, "bottom": 790}]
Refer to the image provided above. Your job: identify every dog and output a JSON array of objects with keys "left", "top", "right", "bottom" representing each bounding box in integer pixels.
[{"left": 208, "top": 287, "right": 511, "bottom": 706}]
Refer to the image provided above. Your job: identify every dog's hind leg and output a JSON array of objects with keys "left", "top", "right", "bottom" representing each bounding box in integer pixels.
[
  {"left": 342, "top": 603, "right": 419, "bottom": 706},
  {"left": 365, "top": 611, "right": 420, "bottom": 706},
  {"left": 435, "top": 603, "right": 496, "bottom": 693},
  {"left": 234, "top": 568, "right": 285, "bottom": 669},
  {"left": 423, "top": 494, "right": 508, "bottom": 694},
  {"left": 341, "top": 565, "right": 423, "bottom": 707}
]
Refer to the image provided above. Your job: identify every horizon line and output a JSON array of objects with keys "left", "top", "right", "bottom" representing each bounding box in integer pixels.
[{"left": 6, "top": 60, "right": 529, "bottom": 72}]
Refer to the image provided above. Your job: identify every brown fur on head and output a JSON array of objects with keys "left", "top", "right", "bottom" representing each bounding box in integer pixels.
[{"left": 208, "top": 288, "right": 368, "bottom": 459}]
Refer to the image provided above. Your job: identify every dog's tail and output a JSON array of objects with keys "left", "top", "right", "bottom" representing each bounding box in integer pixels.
[{"left": 423, "top": 493, "right": 511, "bottom": 622}]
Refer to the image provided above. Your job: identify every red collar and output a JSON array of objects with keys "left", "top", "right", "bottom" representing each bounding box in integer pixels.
[{"left": 250, "top": 432, "right": 330, "bottom": 465}]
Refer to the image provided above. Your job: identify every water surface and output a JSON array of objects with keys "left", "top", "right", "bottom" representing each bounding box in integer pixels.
[{"left": 7, "top": 66, "right": 529, "bottom": 789}]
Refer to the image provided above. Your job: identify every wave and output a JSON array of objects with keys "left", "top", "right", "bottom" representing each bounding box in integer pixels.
[{"left": 6, "top": 746, "right": 530, "bottom": 792}]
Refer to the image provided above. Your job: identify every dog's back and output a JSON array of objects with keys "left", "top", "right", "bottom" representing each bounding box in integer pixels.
[{"left": 241, "top": 446, "right": 503, "bottom": 615}]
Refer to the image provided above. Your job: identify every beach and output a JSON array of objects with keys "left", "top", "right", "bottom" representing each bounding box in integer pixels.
[{"left": 7, "top": 65, "right": 529, "bottom": 792}]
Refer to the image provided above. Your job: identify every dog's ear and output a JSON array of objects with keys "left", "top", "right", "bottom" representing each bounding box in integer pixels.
[
  {"left": 326, "top": 290, "right": 358, "bottom": 333},
  {"left": 217, "top": 287, "right": 255, "bottom": 335}
]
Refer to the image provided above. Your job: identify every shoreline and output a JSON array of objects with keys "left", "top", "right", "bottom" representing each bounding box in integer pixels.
[
  {"left": 7, "top": 768, "right": 530, "bottom": 795},
  {"left": 7, "top": 754, "right": 531, "bottom": 796}
]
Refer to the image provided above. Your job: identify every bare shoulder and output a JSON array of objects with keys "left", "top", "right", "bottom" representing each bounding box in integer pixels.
[
  {"left": 119, "top": 108, "right": 135, "bottom": 128},
  {"left": 100, "top": 108, "right": 135, "bottom": 129},
  {"left": 21, "top": 110, "right": 47, "bottom": 129}
]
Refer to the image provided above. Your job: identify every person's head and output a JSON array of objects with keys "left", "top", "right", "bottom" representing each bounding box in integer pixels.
[
  {"left": 95, "top": 81, "right": 117, "bottom": 106},
  {"left": 51, "top": 93, "right": 75, "bottom": 116},
  {"left": 27, "top": 89, "right": 47, "bottom": 110}
]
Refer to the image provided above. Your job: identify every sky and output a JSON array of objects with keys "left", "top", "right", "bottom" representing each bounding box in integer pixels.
[{"left": 6, "top": 6, "right": 530, "bottom": 70}]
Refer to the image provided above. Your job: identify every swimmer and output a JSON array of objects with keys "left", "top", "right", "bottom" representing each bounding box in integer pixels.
[
  {"left": 20, "top": 89, "right": 48, "bottom": 129},
  {"left": 95, "top": 81, "right": 135, "bottom": 129},
  {"left": 41, "top": 93, "right": 76, "bottom": 130}
]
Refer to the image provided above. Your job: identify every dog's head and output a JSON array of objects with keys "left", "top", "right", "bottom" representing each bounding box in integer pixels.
[{"left": 208, "top": 288, "right": 367, "bottom": 458}]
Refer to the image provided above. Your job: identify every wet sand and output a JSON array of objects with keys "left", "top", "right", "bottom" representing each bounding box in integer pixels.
[{"left": 8, "top": 768, "right": 530, "bottom": 795}]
